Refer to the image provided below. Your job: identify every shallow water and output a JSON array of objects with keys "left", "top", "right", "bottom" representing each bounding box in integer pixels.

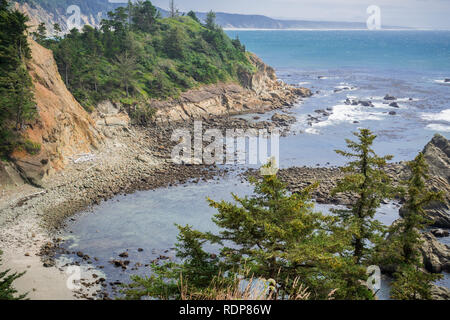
[{"left": 58, "top": 30, "right": 450, "bottom": 299}]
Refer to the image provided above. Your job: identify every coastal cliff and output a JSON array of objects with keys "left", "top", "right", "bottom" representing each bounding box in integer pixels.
[
  {"left": 1, "top": 38, "right": 309, "bottom": 189},
  {"left": 149, "top": 54, "right": 311, "bottom": 123},
  {"left": 7, "top": 39, "right": 103, "bottom": 187}
]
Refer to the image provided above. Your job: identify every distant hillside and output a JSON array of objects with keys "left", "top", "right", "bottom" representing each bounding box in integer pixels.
[
  {"left": 17, "top": 0, "right": 404, "bottom": 31},
  {"left": 194, "top": 12, "right": 370, "bottom": 30}
]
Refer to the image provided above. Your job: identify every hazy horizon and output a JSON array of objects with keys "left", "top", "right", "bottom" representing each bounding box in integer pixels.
[{"left": 144, "top": 0, "right": 450, "bottom": 30}]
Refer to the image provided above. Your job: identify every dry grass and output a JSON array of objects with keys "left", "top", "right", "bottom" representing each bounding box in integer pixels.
[{"left": 180, "top": 273, "right": 311, "bottom": 300}]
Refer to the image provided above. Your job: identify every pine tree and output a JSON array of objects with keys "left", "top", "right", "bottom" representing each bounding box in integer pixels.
[
  {"left": 115, "top": 51, "right": 137, "bottom": 97},
  {"left": 0, "top": 1, "right": 35, "bottom": 155},
  {"left": 187, "top": 10, "right": 200, "bottom": 24},
  {"left": 331, "top": 128, "right": 397, "bottom": 299},
  {"left": 332, "top": 129, "right": 396, "bottom": 263},
  {"left": 32, "top": 22, "right": 47, "bottom": 43},
  {"left": 205, "top": 11, "right": 216, "bottom": 30},
  {"left": 0, "top": 63, "right": 36, "bottom": 131},
  {"left": 0, "top": 250, "right": 27, "bottom": 300},
  {"left": 387, "top": 153, "right": 443, "bottom": 300},
  {"left": 123, "top": 161, "right": 346, "bottom": 300}
]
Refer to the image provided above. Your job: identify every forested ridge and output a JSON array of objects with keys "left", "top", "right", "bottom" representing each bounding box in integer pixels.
[
  {"left": 0, "top": 0, "right": 252, "bottom": 155},
  {"left": 36, "top": 1, "right": 252, "bottom": 118}
]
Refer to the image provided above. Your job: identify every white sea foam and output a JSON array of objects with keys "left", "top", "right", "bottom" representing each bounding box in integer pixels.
[
  {"left": 426, "top": 123, "right": 450, "bottom": 132},
  {"left": 314, "top": 104, "right": 386, "bottom": 128},
  {"left": 434, "top": 79, "right": 450, "bottom": 85},
  {"left": 421, "top": 109, "right": 450, "bottom": 122},
  {"left": 335, "top": 85, "right": 357, "bottom": 91},
  {"left": 298, "top": 81, "right": 310, "bottom": 85}
]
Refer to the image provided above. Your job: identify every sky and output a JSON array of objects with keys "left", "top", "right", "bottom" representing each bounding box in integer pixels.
[{"left": 148, "top": 0, "right": 450, "bottom": 29}]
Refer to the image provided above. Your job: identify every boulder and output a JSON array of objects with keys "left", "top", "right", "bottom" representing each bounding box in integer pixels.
[
  {"left": 271, "top": 113, "right": 296, "bottom": 125},
  {"left": 430, "top": 228, "right": 450, "bottom": 238},
  {"left": 389, "top": 111, "right": 397, "bottom": 116},
  {"left": 444, "top": 79, "right": 450, "bottom": 83},
  {"left": 384, "top": 94, "right": 397, "bottom": 101},
  {"left": 389, "top": 102, "right": 399, "bottom": 108},
  {"left": 358, "top": 100, "right": 373, "bottom": 107},
  {"left": 419, "top": 232, "right": 450, "bottom": 273}
]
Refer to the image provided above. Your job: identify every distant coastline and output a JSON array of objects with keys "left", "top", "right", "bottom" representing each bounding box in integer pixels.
[{"left": 223, "top": 28, "right": 444, "bottom": 31}]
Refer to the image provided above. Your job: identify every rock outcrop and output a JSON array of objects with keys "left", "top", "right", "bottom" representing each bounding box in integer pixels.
[
  {"left": 9, "top": 39, "right": 103, "bottom": 186},
  {"left": 431, "top": 285, "right": 450, "bottom": 300},
  {"left": 419, "top": 232, "right": 450, "bottom": 273},
  {"left": 399, "top": 134, "right": 450, "bottom": 228},
  {"left": 422, "top": 134, "right": 450, "bottom": 228},
  {"left": 151, "top": 54, "right": 311, "bottom": 123}
]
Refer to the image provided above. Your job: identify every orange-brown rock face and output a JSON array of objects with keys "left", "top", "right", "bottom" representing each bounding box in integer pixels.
[{"left": 10, "top": 39, "right": 103, "bottom": 186}]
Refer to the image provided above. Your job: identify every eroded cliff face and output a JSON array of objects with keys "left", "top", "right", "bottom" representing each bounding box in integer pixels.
[
  {"left": 152, "top": 54, "right": 311, "bottom": 123},
  {"left": 9, "top": 39, "right": 103, "bottom": 187}
]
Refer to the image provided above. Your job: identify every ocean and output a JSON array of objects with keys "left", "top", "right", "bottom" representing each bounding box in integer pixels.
[
  {"left": 226, "top": 30, "right": 450, "bottom": 167},
  {"left": 58, "top": 30, "right": 450, "bottom": 298}
]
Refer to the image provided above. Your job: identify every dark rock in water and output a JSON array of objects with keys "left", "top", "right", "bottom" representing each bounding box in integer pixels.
[
  {"left": 358, "top": 100, "right": 373, "bottom": 107},
  {"left": 353, "top": 121, "right": 359, "bottom": 124},
  {"left": 384, "top": 94, "right": 396, "bottom": 100},
  {"left": 137, "top": 248, "right": 144, "bottom": 252},
  {"left": 389, "top": 111, "right": 397, "bottom": 115},
  {"left": 119, "top": 252, "right": 128, "bottom": 258},
  {"left": 111, "top": 259, "right": 130, "bottom": 269},
  {"left": 430, "top": 228, "right": 450, "bottom": 238},
  {"left": 445, "top": 79, "right": 450, "bottom": 83},
  {"left": 389, "top": 102, "right": 399, "bottom": 108},
  {"left": 344, "top": 98, "right": 351, "bottom": 105}
]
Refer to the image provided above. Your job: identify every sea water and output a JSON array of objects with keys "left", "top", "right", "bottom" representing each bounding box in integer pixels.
[{"left": 59, "top": 31, "right": 450, "bottom": 298}]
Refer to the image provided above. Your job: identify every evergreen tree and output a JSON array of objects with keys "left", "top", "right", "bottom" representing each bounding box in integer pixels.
[
  {"left": 164, "top": 25, "right": 186, "bottom": 59},
  {"left": 115, "top": 51, "right": 137, "bottom": 97},
  {"left": 187, "top": 10, "right": 200, "bottom": 24},
  {"left": 123, "top": 162, "right": 345, "bottom": 300},
  {"left": 386, "top": 153, "right": 443, "bottom": 300},
  {"left": 332, "top": 129, "right": 396, "bottom": 263},
  {"left": 32, "top": 22, "right": 47, "bottom": 43},
  {"left": 53, "top": 23, "right": 62, "bottom": 39},
  {"left": 130, "top": 0, "right": 159, "bottom": 33},
  {"left": 0, "top": 63, "right": 36, "bottom": 131},
  {"left": 0, "top": 250, "right": 27, "bottom": 300},
  {"left": 205, "top": 10, "right": 216, "bottom": 30},
  {"left": 331, "top": 128, "right": 397, "bottom": 299},
  {"left": 0, "top": 0, "right": 35, "bottom": 156}
]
